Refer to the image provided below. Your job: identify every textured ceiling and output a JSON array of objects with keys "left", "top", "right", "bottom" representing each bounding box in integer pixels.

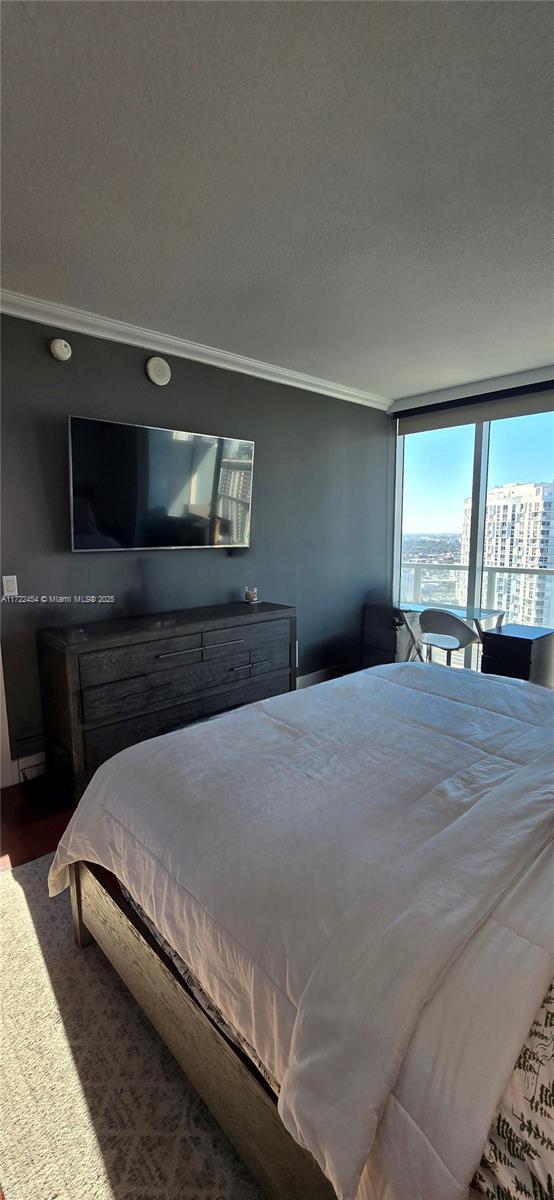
[{"left": 1, "top": 2, "right": 552, "bottom": 401}]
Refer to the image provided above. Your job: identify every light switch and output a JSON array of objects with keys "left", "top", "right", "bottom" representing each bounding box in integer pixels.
[{"left": 2, "top": 575, "right": 18, "bottom": 597}]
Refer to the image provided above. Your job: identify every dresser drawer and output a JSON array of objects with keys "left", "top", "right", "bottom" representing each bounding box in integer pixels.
[
  {"left": 203, "top": 619, "right": 290, "bottom": 661},
  {"left": 84, "top": 696, "right": 204, "bottom": 770},
  {"left": 79, "top": 633, "right": 202, "bottom": 687},
  {"left": 203, "top": 670, "right": 291, "bottom": 718},
  {"left": 82, "top": 655, "right": 252, "bottom": 725},
  {"left": 480, "top": 651, "right": 530, "bottom": 680},
  {"left": 250, "top": 640, "right": 291, "bottom": 676},
  {"left": 85, "top": 669, "right": 291, "bottom": 769}
]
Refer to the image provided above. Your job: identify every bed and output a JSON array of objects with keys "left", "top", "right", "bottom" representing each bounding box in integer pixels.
[{"left": 49, "top": 661, "right": 554, "bottom": 1200}]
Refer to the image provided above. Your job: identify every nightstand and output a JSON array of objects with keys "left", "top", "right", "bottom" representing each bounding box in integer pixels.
[{"left": 481, "top": 624, "right": 554, "bottom": 687}]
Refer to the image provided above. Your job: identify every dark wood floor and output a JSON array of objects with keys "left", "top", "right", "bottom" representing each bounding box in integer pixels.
[{"left": 1, "top": 774, "right": 77, "bottom": 869}]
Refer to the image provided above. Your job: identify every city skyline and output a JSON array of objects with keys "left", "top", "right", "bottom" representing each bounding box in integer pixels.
[
  {"left": 402, "top": 411, "right": 553, "bottom": 534},
  {"left": 402, "top": 477, "right": 552, "bottom": 537},
  {"left": 401, "top": 481, "right": 553, "bottom": 627}
]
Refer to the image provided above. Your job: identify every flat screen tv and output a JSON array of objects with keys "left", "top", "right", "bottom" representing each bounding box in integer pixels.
[{"left": 69, "top": 416, "right": 254, "bottom": 551}]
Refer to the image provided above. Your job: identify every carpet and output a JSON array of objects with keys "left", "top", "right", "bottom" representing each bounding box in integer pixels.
[{"left": 0, "top": 854, "right": 262, "bottom": 1200}]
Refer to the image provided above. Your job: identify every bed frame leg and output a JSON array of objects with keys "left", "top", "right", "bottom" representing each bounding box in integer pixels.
[{"left": 69, "top": 863, "right": 93, "bottom": 948}]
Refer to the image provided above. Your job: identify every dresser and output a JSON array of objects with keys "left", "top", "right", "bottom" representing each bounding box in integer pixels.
[{"left": 38, "top": 602, "right": 296, "bottom": 777}]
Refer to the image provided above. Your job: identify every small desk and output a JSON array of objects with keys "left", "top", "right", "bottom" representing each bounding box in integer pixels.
[
  {"left": 398, "top": 603, "right": 505, "bottom": 662},
  {"left": 481, "top": 623, "right": 554, "bottom": 687}
]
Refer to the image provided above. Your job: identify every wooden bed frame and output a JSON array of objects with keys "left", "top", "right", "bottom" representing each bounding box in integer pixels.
[{"left": 69, "top": 861, "right": 336, "bottom": 1200}]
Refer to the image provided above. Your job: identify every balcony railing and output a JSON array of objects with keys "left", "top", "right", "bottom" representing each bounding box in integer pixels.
[{"left": 400, "top": 562, "right": 554, "bottom": 627}]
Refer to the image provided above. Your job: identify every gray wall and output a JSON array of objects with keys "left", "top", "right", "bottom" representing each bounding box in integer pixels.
[{"left": 1, "top": 314, "right": 394, "bottom": 757}]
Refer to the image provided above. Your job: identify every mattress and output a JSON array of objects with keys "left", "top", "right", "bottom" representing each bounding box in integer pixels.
[
  {"left": 121, "top": 882, "right": 280, "bottom": 1092},
  {"left": 49, "top": 662, "right": 554, "bottom": 1199}
]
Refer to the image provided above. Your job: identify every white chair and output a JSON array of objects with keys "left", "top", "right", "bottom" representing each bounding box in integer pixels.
[{"left": 418, "top": 608, "right": 480, "bottom": 666}]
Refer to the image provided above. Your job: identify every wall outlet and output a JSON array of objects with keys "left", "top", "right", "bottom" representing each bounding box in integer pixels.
[{"left": 2, "top": 576, "right": 18, "bottom": 597}]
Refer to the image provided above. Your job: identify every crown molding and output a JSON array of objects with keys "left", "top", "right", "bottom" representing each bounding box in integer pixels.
[{"left": 0, "top": 289, "right": 390, "bottom": 411}]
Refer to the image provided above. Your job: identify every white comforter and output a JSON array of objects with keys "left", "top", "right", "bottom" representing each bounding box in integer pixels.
[{"left": 49, "top": 663, "right": 554, "bottom": 1200}]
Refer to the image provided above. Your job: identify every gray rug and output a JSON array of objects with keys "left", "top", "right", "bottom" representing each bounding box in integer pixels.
[{"left": 0, "top": 854, "right": 261, "bottom": 1200}]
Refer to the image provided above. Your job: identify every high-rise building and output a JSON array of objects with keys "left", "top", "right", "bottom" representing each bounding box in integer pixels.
[
  {"left": 462, "top": 482, "right": 554, "bottom": 625},
  {"left": 218, "top": 441, "right": 253, "bottom": 543}
]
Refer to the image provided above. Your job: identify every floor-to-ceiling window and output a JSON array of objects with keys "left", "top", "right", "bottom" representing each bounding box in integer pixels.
[
  {"left": 481, "top": 411, "right": 554, "bottom": 627},
  {"left": 399, "top": 424, "right": 475, "bottom": 610},
  {"left": 396, "top": 402, "right": 554, "bottom": 666}
]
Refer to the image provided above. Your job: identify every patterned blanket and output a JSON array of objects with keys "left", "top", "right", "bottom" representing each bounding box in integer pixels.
[{"left": 472, "top": 980, "right": 554, "bottom": 1200}]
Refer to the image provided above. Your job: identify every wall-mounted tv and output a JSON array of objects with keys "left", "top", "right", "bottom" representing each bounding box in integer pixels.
[{"left": 69, "top": 416, "right": 254, "bottom": 551}]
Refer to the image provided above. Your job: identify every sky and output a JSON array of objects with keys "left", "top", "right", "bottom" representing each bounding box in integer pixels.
[{"left": 402, "top": 410, "right": 554, "bottom": 535}]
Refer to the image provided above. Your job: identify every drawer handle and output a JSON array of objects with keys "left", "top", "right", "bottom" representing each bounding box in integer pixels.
[
  {"left": 156, "top": 648, "right": 197, "bottom": 661},
  {"left": 115, "top": 679, "right": 186, "bottom": 703},
  {"left": 228, "top": 665, "right": 250, "bottom": 673},
  {"left": 210, "top": 637, "right": 244, "bottom": 648}
]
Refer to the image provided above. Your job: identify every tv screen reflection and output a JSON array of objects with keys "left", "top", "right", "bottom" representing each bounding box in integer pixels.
[{"left": 70, "top": 417, "right": 254, "bottom": 550}]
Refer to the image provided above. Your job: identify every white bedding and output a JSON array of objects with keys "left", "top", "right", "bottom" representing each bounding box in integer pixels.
[{"left": 49, "top": 662, "right": 554, "bottom": 1200}]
